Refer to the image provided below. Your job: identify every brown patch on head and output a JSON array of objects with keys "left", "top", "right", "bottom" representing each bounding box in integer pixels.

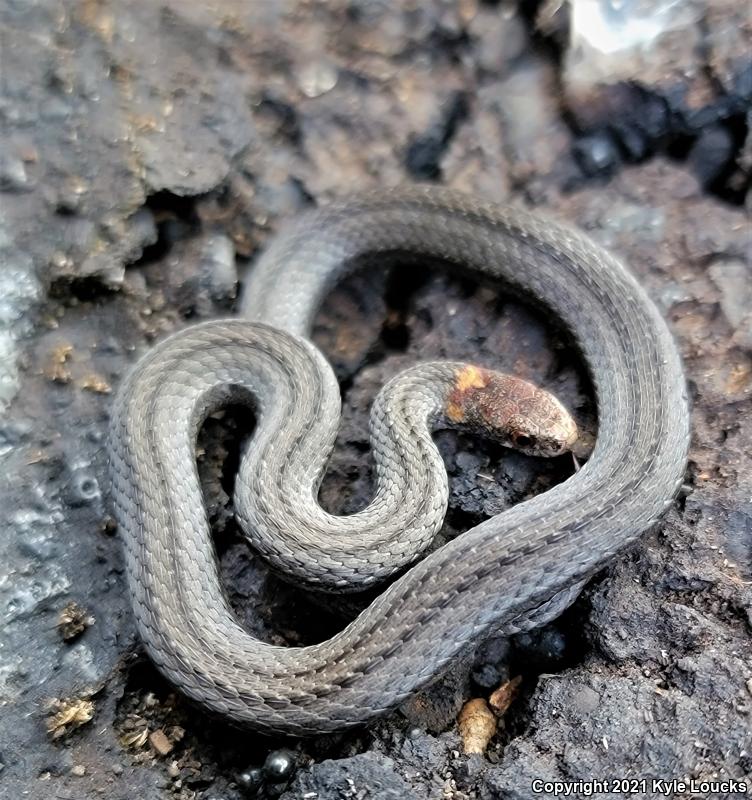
[{"left": 445, "top": 365, "right": 579, "bottom": 457}]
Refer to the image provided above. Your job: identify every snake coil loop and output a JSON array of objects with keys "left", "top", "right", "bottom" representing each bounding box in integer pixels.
[{"left": 110, "top": 188, "right": 689, "bottom": 735}]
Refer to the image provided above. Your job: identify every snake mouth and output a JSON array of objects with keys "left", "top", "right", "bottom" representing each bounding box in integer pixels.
[{"left": 511, "top": 427, "right": 578, "bottom": 458}]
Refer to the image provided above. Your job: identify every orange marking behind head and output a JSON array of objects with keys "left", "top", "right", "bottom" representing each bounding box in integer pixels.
[
  {"left": 455, "top": 365, "right": 488, "bottom": 392},
  {"left": 446, "top": 365, "right": 490, "bottom": 422},
  {"left": 446, "top": 401, "right": 464, "bottom": 422}
]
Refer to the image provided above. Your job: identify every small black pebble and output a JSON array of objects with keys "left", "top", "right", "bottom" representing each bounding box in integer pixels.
[
  {"left": 472, "top": 636, "right": 510, "bottom": 690},
  {"left": 263, "top": 749, "right": 295, "bottom": 783},
  {"left": 513, "top": 627, "right": 568, "bottom": 670},
  {"left": 472, "top": 662, "right": 505, "bottom": 690},
  {"left": 687, "top": 125, "right": 735, "bottom": 187},
  {"left": 573, "top": 132, "right": 620, "bottom": 177},
  {"left": 237, "top": 766, "right": 264, "bottom": 794},
  {"left": 613, "top": 124, "right": 649, "bottom": 161}
]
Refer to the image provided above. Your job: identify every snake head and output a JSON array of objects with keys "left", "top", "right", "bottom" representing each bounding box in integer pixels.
[{"left": 446, "top": 366, "right": 579, "bottom": 458}]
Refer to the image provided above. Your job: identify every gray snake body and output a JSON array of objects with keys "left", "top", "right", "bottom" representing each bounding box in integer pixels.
[{"left": 109, "top": 188, "right": 689, "bottom": 736}]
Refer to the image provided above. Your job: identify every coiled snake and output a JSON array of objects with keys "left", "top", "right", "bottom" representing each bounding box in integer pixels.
[{"left": 109, "top": 188, "right": 689, "bottom": 736}]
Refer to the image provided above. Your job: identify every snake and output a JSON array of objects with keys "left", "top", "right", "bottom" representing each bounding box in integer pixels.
[{"left": 109, "top": 187, "right": 689, "bottom": 736}]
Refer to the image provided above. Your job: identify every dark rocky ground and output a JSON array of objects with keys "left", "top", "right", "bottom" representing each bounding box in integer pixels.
[{"left": 1, "top": 1, "right": 750, "bottom": 799}]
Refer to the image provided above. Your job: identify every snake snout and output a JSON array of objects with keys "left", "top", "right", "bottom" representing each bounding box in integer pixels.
[
  {"left": 510, "top": 415, "right": 579, "bottom": 458},
  {"left": 508, "top": 395, "right": 579, "bottom": 458}
]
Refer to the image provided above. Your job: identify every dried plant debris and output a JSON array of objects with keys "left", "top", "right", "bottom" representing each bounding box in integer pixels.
[
  {"left": 44, "top": 344, "right": 73, "bottom": 384},
  {"left": 79, "top": 373, "right": 112, "bottom": 394},
  {"left": 458, "top": 699, "right": 497, "bottom": 755},
  {"left": 148, "top": 728, "right": 174, "bottom": 756},
  {"left": 489, "top": 676, "right": 523, "bottom": 718},
  {"left": 120, "top": 715, "right": 150, "bottom": 751},
  {"left": 57, "top": 601, "right": 95, "bottom": 642},
  {"left": 46, "top": 697, "right": 95, "bottom": 739}
]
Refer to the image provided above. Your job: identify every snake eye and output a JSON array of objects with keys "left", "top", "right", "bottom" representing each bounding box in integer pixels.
[{"left": 513, "top": 433, "right": 535, "bottom": 449}]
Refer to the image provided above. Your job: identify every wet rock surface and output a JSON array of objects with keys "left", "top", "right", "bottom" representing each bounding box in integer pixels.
[{"left": 0, "top": 2, "right": 750, "bottom": 799}]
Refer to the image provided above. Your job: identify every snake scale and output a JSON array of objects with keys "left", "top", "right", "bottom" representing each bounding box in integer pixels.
[{"left": 109, "top": 188, "right": 690, "bottom": 736}]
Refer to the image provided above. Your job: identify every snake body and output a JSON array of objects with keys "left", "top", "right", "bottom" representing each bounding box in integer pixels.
[{"left": 109, "top": 188, "right": 689, "bottom": 736}]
